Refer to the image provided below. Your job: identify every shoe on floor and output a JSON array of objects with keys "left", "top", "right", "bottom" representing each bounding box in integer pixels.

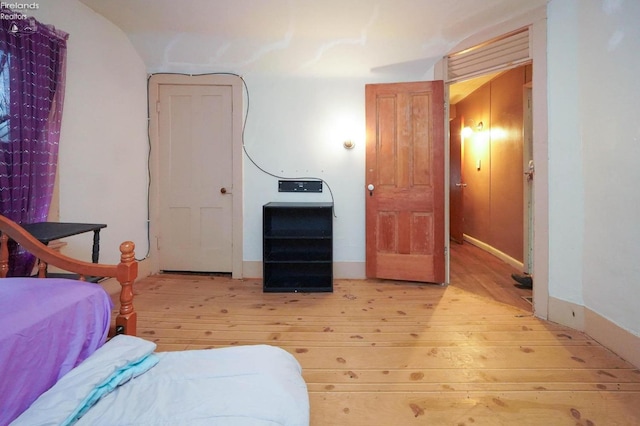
[{"left": 511, "top": 273, "right": 533, "bottom": 288}]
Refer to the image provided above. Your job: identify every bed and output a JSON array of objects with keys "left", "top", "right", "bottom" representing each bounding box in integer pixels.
[{"left": 0, "top": 215, "right": 309, "bottom": 426}]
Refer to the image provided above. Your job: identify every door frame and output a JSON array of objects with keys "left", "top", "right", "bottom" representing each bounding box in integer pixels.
[
  {"left": 435, "top": 7, "right": 549, "bottom": 318},
  {"left": 147, "top": 73, "right": 244, "bottom": 278},
  {"left": 523, "top": 83, "right": 534, "bottom": 275}
]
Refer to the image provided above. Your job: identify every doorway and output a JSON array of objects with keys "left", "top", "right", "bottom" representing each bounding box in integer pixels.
[
  {"left": 438, "top": 16, "right": 548, "bottom": 317},
  {"left": 148, "top": 74, "right": 244, "bottom": 278},
  {"left": 448, "top": 65, "right": 533, "bottom": 306}
]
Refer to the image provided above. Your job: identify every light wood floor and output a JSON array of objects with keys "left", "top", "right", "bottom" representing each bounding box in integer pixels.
[{"left": 126, "top": 243, "right": 640, "bottom": 425}]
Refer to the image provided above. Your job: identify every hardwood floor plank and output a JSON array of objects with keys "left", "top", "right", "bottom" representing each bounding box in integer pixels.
[
  {"left": 136, "top": 329, "right": 592, "bottom": 345},
  {"left": 302, "top": 367, "right": 640, "bottom": 386},
  {"left": 304, "top": 382, "right": 640, "bottom": 392},
  {"left": 283, "top": 346, "right": 632, "bottom": 370},
  {"left": 309, "top": 392, "right": 640, "bottom": 425}
]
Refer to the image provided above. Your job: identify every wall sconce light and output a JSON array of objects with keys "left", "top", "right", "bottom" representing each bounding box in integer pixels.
[
  {"left": 343, "top": 139, "right": 355, "bottom": 149},
  {"left": 462, "top": 120, "right": 484, "bottom": 137}
]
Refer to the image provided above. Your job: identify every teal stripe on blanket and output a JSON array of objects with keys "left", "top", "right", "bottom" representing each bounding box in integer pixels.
[{"left": 65, "top": 353, "right": 159, "bottom": 425}]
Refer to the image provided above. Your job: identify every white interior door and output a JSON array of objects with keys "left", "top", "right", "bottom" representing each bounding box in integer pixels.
[{"left": 158, "top": 83, "right": 234, "bottom": 272}]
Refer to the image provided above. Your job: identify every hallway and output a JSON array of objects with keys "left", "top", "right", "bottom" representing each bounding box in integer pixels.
[{"left": 450, "top": 241, "right": 533, "bottom": 311}]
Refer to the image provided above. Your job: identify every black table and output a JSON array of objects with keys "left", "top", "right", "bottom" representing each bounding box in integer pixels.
[
  {"left": 22, "top": 222, "right": 107, "bottom": 281},
  {"left": 23, "top": 222, "right": 107, "bottom": 263}
]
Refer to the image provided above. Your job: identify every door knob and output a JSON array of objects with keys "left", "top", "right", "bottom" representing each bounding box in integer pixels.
[
  {"left": 455, "top": 183, "right": 467, "bottom": 187},
  {"left": 524, "top": 161, "right": 535, "bottom": 182},
  {"left": 220, "top": 187, "right": 230, "bottom": 194},
  {"left": 367, "top": 184, "right": 374, "bottom": 196}
]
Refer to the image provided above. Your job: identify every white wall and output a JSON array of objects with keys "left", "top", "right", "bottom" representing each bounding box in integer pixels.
[
  {"left": 547, "top": 0, "right": 640, "bottom": 337},
  {"left": 242, "top": 68, "right": 439, "bottom": 274},
  {"left": 30, "top": 0, "right": 149, "bottom": 264},
  {"left": 547, "top": 0, "right": 585, "bottom": 306},
  {"left": 24, "top": 1, "right": 438, "bottom": 276},
  {"left": 242, "top": 72, "right": 431, "bottom": 276},
  {"left": 241, "top": 75, "right": 367, "bottom": 265}
]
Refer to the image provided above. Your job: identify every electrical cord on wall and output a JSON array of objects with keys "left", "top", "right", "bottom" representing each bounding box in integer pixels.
[
  {"left": 233, "top": 73, "right": 337, "bottom": 217},
  {"left": 142, "top": 71, "right": 338, "bottom": 260}
]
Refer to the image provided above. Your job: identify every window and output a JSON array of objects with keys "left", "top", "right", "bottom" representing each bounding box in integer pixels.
[
  {"left": 0, "top": 50, "right": 9, "bottom": 143},
  {"left": 0, "top": 10, "right": 68, "bottom": 275}
]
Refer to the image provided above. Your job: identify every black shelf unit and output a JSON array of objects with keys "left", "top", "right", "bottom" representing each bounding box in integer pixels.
[{"left": 263, "top": 202, "right": 333, "bottom": 292}]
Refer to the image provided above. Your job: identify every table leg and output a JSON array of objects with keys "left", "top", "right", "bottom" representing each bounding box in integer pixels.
[{"left": 92, "top": 230, "right": 101, "bottom": 263}]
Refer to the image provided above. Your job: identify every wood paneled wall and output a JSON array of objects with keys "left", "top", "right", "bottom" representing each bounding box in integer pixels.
[{"left": 454, "top": 65, "right": 531, "bottom": 262}]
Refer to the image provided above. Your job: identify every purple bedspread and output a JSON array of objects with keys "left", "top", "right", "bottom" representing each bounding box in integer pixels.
[{"left": 0, "top": 278, "right": 113, "bottom": 425}]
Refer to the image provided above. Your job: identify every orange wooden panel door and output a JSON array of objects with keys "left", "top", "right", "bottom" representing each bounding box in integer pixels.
[{"left": 365, "top": 81, "right": 445, "bottom": 283}]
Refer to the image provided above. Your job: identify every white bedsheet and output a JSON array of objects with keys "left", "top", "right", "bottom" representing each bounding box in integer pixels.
[{"left": 12, "top": 335, "right": 309, "bottom": 426}]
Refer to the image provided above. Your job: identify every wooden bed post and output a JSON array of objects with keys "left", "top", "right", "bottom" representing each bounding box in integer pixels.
[
  {"left": 0, "top": 233, "right": 8, "bottom": 278},
  {"left": 116, "top": 241, "right": 138, "bottom": 336}
]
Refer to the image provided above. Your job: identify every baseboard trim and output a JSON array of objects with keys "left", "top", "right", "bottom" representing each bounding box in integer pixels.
[
  {"left": 334, "top": 262, "right": 366, "bottom": 279},
  {"left": 548, "top": 296, "right": 585, "bottom": 331},
  {"left": 548, "top": 296, "right": 639, "bottom": 368},
  {"left": 463, "top": 234, "right": 524, "bottom": 271},
  {"left": 585, "top": 308, "right": 640, "bottom": 369},
  {"left": 243, "top": 261, "right": 262, "bottom": 279}
]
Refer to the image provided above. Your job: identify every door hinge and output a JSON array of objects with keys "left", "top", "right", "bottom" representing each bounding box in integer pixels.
[{"left": 156, "top": 101, "right": 160, "bottom": 113}]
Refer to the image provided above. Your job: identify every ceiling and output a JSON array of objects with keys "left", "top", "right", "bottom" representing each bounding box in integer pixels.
[
  {"left": 449, "top": 71, "right": 500, "bottom": 104},
  {"left": 78, "top": 0, "right": 547, "bottom": 78}
]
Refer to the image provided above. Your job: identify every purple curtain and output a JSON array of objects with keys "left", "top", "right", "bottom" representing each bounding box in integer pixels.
[{"left": 0, "top": 10, "right": 68, "bottom": 276}]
